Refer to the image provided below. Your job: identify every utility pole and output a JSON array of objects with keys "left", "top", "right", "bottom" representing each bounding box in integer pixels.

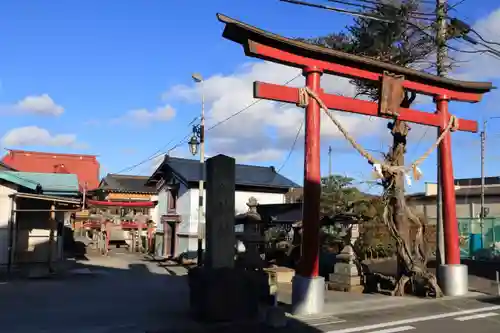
[
  {"left": 480, "top": 116, "right": 500, "bottom": 246},
  {"left": 328, "top": 145, "right": 332, "bottom": 179},
  {"left": 480, "top": 121, "right": 486, "bottom": 247},
  {"left": 435, "top": 0, "right": 448, "bottom": 269}
]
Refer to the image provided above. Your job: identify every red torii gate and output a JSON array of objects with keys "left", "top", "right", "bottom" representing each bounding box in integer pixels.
[{"left": 217, "top": 14, "right": 493, "bottom": 313}]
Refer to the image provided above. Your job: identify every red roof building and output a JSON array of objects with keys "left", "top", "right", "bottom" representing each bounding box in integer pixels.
[{"left": 2, "top": 149, "right": 100, "bottom": 190}]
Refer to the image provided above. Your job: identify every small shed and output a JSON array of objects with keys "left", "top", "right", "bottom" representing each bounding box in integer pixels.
[{"left": 0, "top": 171, "right": 81, "bottom": 275}]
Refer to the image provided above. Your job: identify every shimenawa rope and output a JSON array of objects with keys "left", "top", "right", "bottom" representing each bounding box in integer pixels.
[{"left": 297, "top": 87, "right": 459, "bottom": 179}]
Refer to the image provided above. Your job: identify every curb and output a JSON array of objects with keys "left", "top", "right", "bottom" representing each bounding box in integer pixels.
[{"left": 290, "top": 291, "right": 490, "bottom": 317}]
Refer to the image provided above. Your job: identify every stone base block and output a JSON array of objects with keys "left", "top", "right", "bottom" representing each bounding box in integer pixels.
[
  {"left": 329, "top": 273, "right": 363, "bottom": 286},
  {"left": 264, "top": 266, "right": 295, "bottom": 284},
  {"left": 328, "top": 273, "right": 363, "bottom": 293},
  {"left": 327, "top": 282, "right": 364, "bottom": 293},
  {"left": 188, "top": 267, "right": 268, "bottom": 322},
  {"left": 334, "top": 262, "right": 359, "bottom": 276}
]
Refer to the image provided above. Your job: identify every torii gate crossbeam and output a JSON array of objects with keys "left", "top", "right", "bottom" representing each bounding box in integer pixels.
[{"left": 217, "top": 13, "right": 493, "bottom": 315}]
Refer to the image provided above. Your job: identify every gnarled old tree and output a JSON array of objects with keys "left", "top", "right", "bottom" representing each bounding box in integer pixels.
[{"left": 300, "top": 0, "right": 451, "bottom": 297}]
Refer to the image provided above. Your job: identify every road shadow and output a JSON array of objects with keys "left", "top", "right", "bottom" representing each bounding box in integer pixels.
[
  {"left": 1, "top": 231, "right": 325, "bottom": 333},
  {"left": 461, "top": 258, "right": 500, "bottom": 280},
  {"left": 477, "top": 296, "right": 500, "bottom": 306}
]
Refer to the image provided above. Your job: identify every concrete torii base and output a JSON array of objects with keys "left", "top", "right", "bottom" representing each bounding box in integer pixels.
[
  {"left": 291, "top": 275, "right": 325, "bottom": 315},
  {"left": 438, "top": 264, "right": 469, "bottom": 296}
]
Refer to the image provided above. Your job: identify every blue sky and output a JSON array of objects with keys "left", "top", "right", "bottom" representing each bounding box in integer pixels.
[{"left": 1, "top": 0, "right": 500, "bottom": 193}]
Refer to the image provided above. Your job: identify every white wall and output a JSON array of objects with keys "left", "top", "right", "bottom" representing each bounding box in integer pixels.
[
  {"left": 176, "top": 183, "right": 192, "bottom": 236},
  {"left": 152, "top": 179, "right": 288, "bottom": 257},
  {"left": 174, "top": 188, "right": 286, "bottom": 255},
  {"left": 0, "top": 183, "right": 16, "bottom": 265},
  {"left": 187, "top": 188, "right": 285, "bottom": 234},
  {"left": 151, "top": 193, "right": 162, "bottom": 232}
]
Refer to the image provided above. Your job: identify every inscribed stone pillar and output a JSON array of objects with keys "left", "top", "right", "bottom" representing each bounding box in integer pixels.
[{"left": 205, "top": 154, "right": 236, "bottom": 269}]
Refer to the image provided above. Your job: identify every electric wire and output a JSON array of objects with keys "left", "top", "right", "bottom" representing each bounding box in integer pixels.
[
  {"left": 469, "top": 28, "right": 500, "bottom": 47},
  {"left": 115, "top": 73, "right": 302, "bottom": 174},
  {"left": 167, "top": 73, "right": 302, "bottom": 156},
  {"left": 113, "top": 117, "right": 199, "bottom": 175},
  {"left": 281, "top": 0, "right": 494, "bottom": 57},
  {"left": 277, "top": 119, "right": 304, "bottom": 173},
  {"left": 328, "top": 0, "right": 437, "bottom": 19},
  {"left": 280, "top": 0, "right": 395, "bottom": 23}
]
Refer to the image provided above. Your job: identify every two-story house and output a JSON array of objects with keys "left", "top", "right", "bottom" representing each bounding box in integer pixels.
[
  {"left": 146, "top": 155, "right": 300, "bottom": 259},
  {"left": 408, "top": 176, "right": 500, "bottom": 223}
]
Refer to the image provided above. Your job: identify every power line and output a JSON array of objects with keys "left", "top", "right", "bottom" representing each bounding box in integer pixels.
[
  {"left": 470, "top": 28, "right": 500, "bottom": 47},
  {"left": 168, "top": 74, "right": 302, "bottom": 156},
  {"left": 352, "top": 0, "right": 436, "bottom": 7},
  {"left": 281, "top": 0, "right": 489, "bottom": 57},
  {"left": 116, "top": 73, "right": 302, "bottom": 174},
  {"left": 277, "top": 119, "right": 304, "bottom": 173},
  {"left": 113, "top": 117, "right": 199, "bottom": 175},
  {"left": 329, "top": 0, "right": 436, "bottom": 18},
  {"left": 280, "top": 0, "right": 394, "bottom": 23}
]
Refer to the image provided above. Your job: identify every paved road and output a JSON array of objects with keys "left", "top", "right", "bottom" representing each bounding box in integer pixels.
[
  {"left": 0, "top": 250, "right": 191, "bottom": 333},
  {"left": 1, "top": 251, "right": 499, "bottom": 333},
  {"left": 294, "top": 297, "right": 500, "bottom": 333}
]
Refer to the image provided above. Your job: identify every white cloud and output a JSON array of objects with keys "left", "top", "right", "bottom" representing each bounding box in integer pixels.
[
  {"left": 115, "top": 104, "right": 176, "bottom": 125},
  {"left": 15, "top": 94, "right": 64, "bottom": 116},
  {"left": 1, "top": 126, "right": 87, "bottom": 149},
  {"left": 163, "top": 61, "right": 389, "bottom": 162}
]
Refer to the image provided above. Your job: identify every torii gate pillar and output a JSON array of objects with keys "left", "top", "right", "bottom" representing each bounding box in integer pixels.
[
  {"left": 291, "top": 66, "right": 325, "bottom": 315},
  {"left": 436, "top": 96, "right": 468, "bottom": 296}
]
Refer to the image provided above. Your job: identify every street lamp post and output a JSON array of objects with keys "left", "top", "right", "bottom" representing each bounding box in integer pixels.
[{"left": 189, "top": 73, "right": 205, "bottom": 266}]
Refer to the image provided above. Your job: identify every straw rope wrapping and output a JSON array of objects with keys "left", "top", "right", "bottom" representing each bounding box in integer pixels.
[{"left": 297, "top": 87, "right": 459, "bottom": 178}]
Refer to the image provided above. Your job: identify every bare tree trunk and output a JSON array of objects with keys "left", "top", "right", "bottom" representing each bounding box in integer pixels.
[
  {"left": 390, "top": 120, "right": 411, "bottom": 279},
  {"left": 378, "top": 92, "right": 443, "bottom": 298}
]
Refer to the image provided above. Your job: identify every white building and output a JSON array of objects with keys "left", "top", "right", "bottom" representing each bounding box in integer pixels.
[{"left": 147, "top": 155, "right": 299, "bottom": 259}]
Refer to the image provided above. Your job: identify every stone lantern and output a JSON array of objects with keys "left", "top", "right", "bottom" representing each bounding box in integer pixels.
[{"left": 328, "top": 219, "right": 363, "bottom": 293}]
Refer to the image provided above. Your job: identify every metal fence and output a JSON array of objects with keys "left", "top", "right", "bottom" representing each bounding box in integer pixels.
[{"left": 458, "top": 217, "right": 500, "bottom": 258}]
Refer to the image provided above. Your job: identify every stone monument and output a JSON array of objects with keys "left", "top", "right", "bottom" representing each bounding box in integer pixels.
[{"left": 188, "top": 155, "right": 263, "bottom": 323}]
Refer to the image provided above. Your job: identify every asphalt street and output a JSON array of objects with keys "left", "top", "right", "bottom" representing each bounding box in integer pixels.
[
  {"left": 295, "top": 297, "right": 500, "bottom": 333},
  {"left": 2, "top": 250, "right": 499, "bottom": 333}
]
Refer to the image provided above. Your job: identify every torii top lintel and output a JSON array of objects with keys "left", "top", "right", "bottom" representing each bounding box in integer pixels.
[
  {"left": 217, "top": 13, "right": 493, "bottom": 103},
  {"left": 217, "top": 13, "right": 494, "bottom": 133}
]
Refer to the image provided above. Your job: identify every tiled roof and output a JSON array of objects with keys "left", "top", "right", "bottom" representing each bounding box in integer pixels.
[
  {"left": 1, "top": 149, "right": 100, "bottom": 190},
  {"left": 99, "top": 174, "right": 156, "bottom": 193},
  {"left": 152, "top": 155, "right": 299, "bottom": 189},
  {"left": 0, "top": 171, "right": 80, "bottom": 194}
]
